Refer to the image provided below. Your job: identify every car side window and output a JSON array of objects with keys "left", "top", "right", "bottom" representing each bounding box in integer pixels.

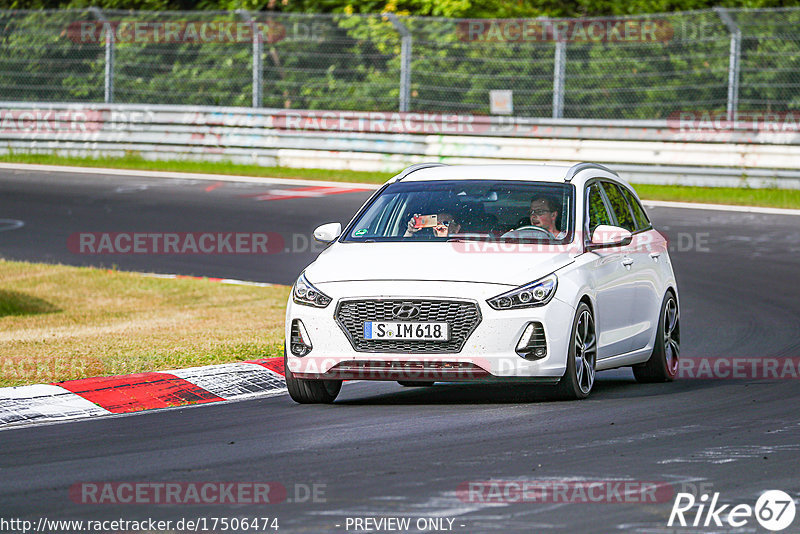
[
  {"left": 601, "top": 183, "right": 636, "bottom": 232},
  {"left": 619, "top": 186, "right": 651, "bottom": 230},
  {"left": 586, "top": 183, "right": 613, "bottom": 235}
]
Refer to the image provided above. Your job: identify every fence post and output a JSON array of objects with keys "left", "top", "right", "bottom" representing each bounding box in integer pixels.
[
  {"left": 385, "top": 13, "right": 412, "bottom": 113},
  {"left": 90, "top": 7, "right": 114, "bottom": 104},
  {"left": 715, "top": 7, "right": 741, "bottom": 121},
  {"left": 552, "top": 40, "right": 566, "bottom": 119},
  {"left": 237, "top": 10, "right": 263, "bottom": 108}
]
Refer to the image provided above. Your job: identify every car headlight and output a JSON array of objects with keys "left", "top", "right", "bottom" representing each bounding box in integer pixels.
[
  {"left": 487, "top": 274, "right": 558, "bottom": 310},
  {"left": 292, "top": 272, "right": 332, "bottom": 308}
]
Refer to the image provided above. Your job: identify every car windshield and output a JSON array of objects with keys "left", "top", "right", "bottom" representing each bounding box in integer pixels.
[{"left": 343, "top": 180, "right": 574, "bottom": 243}]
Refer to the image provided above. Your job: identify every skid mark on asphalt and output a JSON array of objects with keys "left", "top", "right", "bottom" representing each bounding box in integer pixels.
[
  {"left": 114, "top": 184, "right": 150, "bottom": 193},
  {"left": 658, "top": 444, "right": 800, "bottom": 464},
  {"left": 239, "top": 185, "right": 371, "bottom": 201},
  {"left": 543, "top": 425, "right": 704, "bottom": 454}
]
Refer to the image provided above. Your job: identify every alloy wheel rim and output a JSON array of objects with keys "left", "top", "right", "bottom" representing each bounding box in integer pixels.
[
  {"left": 574, "top": 310, "right": 596, "bottom": 394},
  {"left": 664, "top": 298, "right": 680, "bottom": 375}
]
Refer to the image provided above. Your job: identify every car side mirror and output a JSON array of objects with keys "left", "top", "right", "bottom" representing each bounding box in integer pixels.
[
  {"left": 313, "top": 222, "right": 342, "bottom": 243},
  {"left": 587, "top": 225, "right": 632, "bottom": 250}
]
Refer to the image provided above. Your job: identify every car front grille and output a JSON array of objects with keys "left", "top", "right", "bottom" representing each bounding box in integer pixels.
[{"left": 334, "top": 299, "right": 482, "bottom": 353}]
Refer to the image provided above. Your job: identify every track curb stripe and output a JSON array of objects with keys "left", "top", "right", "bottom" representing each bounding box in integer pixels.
[
  {"left": 168, "top": 362, "right": 286, "bottom": 401},
  {"left": 0, "top": 358, "right": 286, "bottom": 428},
  {"left": 0, "top": 384, "right": 112, "bottom": 426},
  {"left": 56, "top": 372, "right": 226, "bottom": 414}
]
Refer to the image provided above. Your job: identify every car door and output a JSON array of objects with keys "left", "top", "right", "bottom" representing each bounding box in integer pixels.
[
  {"left": 584, "top": 181, "right": 638, "bottom": 359},
  {"left": 600, "top": 181, "right": 657, "bottom": 354},
  {"left": 616, "top": 185, "right": 669, "bottom": 352}
]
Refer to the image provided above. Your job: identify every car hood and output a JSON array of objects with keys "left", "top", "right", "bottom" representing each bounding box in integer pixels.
[{"left": 305, "top": 241, "right": 577, "bottom": 287}]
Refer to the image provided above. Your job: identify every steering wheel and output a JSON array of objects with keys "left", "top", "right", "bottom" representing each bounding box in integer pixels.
[{"left": 501, "top": 225, "right": 554, "bottom": 239}]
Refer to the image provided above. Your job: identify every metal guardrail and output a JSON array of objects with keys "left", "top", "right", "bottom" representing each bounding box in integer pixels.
[{"left": 1, "top": 102, "right": 799, "bottom": 189}]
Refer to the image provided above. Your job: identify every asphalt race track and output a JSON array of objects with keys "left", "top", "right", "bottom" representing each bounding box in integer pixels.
[
  {"left": 1, "top": 168, "right": 800, "bottom": 533},
  {"left": 0, "top": 168, "right": 376, "bottom": 285}
]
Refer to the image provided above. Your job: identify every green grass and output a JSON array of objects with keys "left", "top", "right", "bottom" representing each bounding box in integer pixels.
[
  {"left": 1, "top": 152, "right": 394, "bottom": 184},
  {"left": 0, "top": 259, "right": 290, "bottom": 387},
  {"left": 0, "top": 290, "right": 61, "bottom": 318},
  {"left": 631, "top": 183, "right": 800, "bottom": 209},
  {"left": 3, "top": 152, "right": 800, "bottom": 209}
]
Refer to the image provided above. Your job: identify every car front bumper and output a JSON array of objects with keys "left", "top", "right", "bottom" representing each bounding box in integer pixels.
[{"left": 285, "top": 281, "right": 575, "bottom": 381}]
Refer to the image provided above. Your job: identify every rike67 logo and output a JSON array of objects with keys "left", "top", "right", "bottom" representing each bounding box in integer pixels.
[{"left": 669, "top": 490, "right": 796, "bottom": 531}]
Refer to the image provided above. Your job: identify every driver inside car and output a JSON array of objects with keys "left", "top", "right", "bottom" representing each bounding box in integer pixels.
[{"left": 520, "top": 196, "right": 566, "bottom": 239}]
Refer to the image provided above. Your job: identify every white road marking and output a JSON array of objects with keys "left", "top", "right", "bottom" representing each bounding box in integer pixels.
[
  {"left": 643, "top": 199, "right": 800, "bottom": 216},
  {"left": 0, "top": 162, "right": 381, "bottom": 189},
  {"left": 0, "top": 219, "right": 25, "bottom": 232}
]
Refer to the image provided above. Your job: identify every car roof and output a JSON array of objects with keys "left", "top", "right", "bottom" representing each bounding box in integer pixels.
[
  {"left": 393, "top": 163, "right": 636, "bottom": 194},
  {"left": 396, "top": 164, "right": 573, "bottom": 183}
]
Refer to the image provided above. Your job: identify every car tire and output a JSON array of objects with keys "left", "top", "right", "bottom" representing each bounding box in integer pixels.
[
  {"left": 554, "top": 302, "right": 596, "bottom": 400},
  {"left": 397, "top": 381, "right": 435, "bottom": 387},
  {"left": 633, "top": 292, "right": 680, "bottom": 383},
  {"left": 284, "top": 350, "right": 342, "bottom": 404}
]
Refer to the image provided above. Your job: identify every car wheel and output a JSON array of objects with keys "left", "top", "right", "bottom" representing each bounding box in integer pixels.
[
  {"left": 554, "top": 302, "right": 596, "bottom": 400},
  {"left": 284, "top": 350, "right": 342, "bottom": 404},
  {"left": 397, "top": 381, "right": 435, "bottom": 387},
  {"left": 633, "top": 292, "right": 680, "bottom": 383}
]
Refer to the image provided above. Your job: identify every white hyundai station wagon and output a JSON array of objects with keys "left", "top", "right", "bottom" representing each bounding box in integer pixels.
[{"left": 284, "top": 163, "right": 680, "bottom": 403}]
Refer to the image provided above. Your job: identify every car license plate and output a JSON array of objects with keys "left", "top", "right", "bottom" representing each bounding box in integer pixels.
[{"left": 363, "top": 322, "right": 449, "bottom": 341}]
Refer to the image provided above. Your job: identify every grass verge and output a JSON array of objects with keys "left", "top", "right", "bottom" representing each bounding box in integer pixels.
[
  {"left": 0, "top": 152, "right": 394, "bottom": 184},
  {"left": 633, "top": 183, "right": 800, "bottom": 210},
  {"left": 0, "top": 259, "right": 289, "bottom": 388},
  {"left": 2, "top": 153, "right": 800, "bottom": 209}
]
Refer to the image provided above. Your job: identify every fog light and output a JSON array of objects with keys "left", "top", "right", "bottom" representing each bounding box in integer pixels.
[
  {"left": 290, "top": 319, "right": 312, "bottom": 357},
  {"left": 515, "top": 322, "right": 547, "bottom": 360},
  {"left": 516, "top": 324, "right": 536, "bottom": 352}
]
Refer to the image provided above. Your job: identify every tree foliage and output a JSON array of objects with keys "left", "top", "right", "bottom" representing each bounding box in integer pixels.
[
  {"left": 2, "top": 0, "right": 800, "bottom": 16},
  {"left": 1, "top": 3, "right": 798, "bottom": 118}
]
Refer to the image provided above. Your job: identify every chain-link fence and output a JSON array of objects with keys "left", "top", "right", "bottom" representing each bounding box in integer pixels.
[{"left": 1, "top": 8, "right": 798, "bottom": 119}]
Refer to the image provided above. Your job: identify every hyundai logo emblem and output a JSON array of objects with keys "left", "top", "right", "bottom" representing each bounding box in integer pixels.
[{"left": 392, "top": 304, "right": 420, "bottom": 320}]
